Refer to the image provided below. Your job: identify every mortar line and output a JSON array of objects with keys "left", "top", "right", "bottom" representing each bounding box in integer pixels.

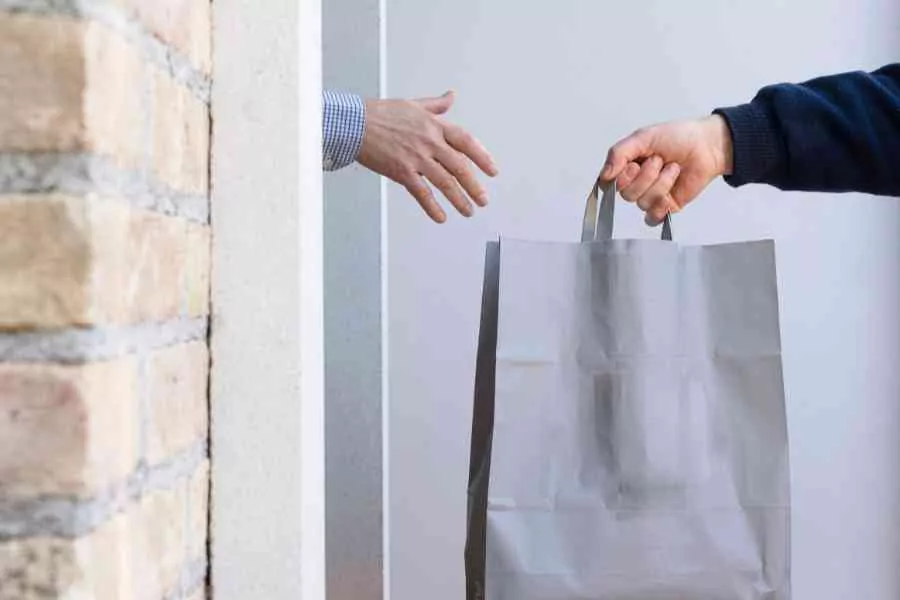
[
  {"left": 179, "top": 475, "right": 192, "bottom": 598},
  {"left": 0, "top": 317, "right": 208, "bottom": 364},
  {"left": 140, "top": 40, "right": 158, "bottom": 221},
  {"left": 136, "top": 352, "right": 150, "bottom": 486},
  {"left": 0, "top": 0, "right": 210, "bottom": 104},
  {"left": 0, "top": 440, "right": 207, "bottom": 541},
  {"left": 0, "top": 152, "right": 210, "bottom": 224}
]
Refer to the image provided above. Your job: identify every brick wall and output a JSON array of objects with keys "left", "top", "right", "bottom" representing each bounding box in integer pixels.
[{"left": 0, "top": 2, "right": 212, "bottom": 599}]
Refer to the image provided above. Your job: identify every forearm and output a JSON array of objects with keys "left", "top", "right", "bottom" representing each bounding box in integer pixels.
[
  {"left": 715, "top": 64, "right": 900, "bottom": 196},
  {"left": 322, "top": 90, "right": 366, "bottom": 171}
]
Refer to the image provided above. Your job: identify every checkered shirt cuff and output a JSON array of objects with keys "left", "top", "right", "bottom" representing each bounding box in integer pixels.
[{"left": 322, "top": 90, "right": 366, "bottom": 171}]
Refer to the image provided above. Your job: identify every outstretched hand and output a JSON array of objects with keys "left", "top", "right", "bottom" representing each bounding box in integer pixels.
[{"left": 358, "top": 91, "right": 499, "bottom": 223}]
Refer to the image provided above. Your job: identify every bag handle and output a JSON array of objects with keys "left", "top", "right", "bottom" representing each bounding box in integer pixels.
[{"left": 581, "top": 177, "right": 673, "bottom": 242}]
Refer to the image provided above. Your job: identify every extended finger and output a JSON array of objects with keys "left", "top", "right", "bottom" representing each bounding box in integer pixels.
[
  {"left": 436, "top": 146, "right": 488, "bottom": 207},
  {"left": 443, "top": 124, "right": 498, "bottom": 177},
  {"left": 403, "top": 174, "right": 447, "bottom": 223},
  {"left": 422, "top": 161, "right": 475, "bottom": 218}
]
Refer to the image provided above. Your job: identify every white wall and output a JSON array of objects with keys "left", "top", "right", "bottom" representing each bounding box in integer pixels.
[{"left": 386, "top": 1, "right": 900, "bottom": 599}]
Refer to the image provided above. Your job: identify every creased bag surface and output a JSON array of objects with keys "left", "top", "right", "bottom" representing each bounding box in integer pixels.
[{"left": 466, "top": 180, "right": 790, "bottom": 600}]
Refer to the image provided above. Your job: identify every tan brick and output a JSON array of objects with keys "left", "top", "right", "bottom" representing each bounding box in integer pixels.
[
  {"left": 0, "top": 512, "right": 133, "bottom": 600},
  {"left": 0, "top": 15, "right": 84, "bottom": 152},
  {"left": 0, "top": 195, "right": 91, "bottom": 329},
  {"left": 183, "top": 223, "right": 211, "bottom": 317},
  {"left": 0, "top": 492, "right": 191, "bottom": 600},
  {"left": 0, "top": 359, "right": 138, "bottom": 498},
  {"left": 0, "top": 15, "right": 143, "bottom": 167},
  {"left": 187, "top": 459, "right": 209, "bottom": 559},
  {"left": 0, "top": 485, "right": 195, "bottom": 600},
  {"left": 136, "top": 0, "right": 212, "bottom": 73},
  {"left": 83, "top": 197, "right": 186, "bottom": 325},
  {"left": 154, "top": 68, "right": 210, "bottom": 194},
  {"left": 0, "top": 195, "right": 188, "bottom": 329},
  {"left": 146, "top": 342, "right": 209, "bottom": 464},
  {"left": 83, "top": 20, "right": 146, "bottom": 169},
  {"left": 133, "top": 486, "right": 187, "bottom": 600},
  {"left": 125, "top": 209, "right": 187, "bottom": 323}
]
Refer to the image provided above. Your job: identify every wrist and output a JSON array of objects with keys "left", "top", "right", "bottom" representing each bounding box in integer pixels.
[{"left": 706, "top": 114, "right": 734, "bottom": 176}]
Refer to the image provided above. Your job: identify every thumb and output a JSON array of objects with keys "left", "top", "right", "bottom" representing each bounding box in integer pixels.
[
  {"left": 414, "top": 90, "right": 455, "bottom": 115},
  {"left": 601, "top": 129, "right": 653, "bottom": 182}
]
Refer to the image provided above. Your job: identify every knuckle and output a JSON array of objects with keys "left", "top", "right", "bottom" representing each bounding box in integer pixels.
[
  {"left": 441, "top": 152, "right": 465, "bottom": 174},
  {"left": 427, "top": 120, "right": 445, "bottom": 138},
  {"left": 410, "top": 176, "right": 430, "bottom": 193},
  {"left": 455, "top": 161, "right": 476, "bottom": 181},
  {"left": 406, "top": 187, "right": 424, "bottom": 203},
  {"left": 607, "top": 146, "right": 623, "bottom": 163},
  {"left": 664, "top": 167, "right": 681, "bottom": 183},
  {"left": 641, "top": 160, "right": 661, "bottom": 178},
  {"left": 648, "top": 182, "right": 667, "bottom": 200},
  {"left": 652, "top": 207, "right": 669, "bottom": 222},
  {"left": 398, "top": 168, "right": 419, "bottom": 185},
  {"left": 641, "top": 187, "right": 665, "bottom": 208},
  {"left": 406, "top": 182, "right": 426, "bottom": 199},
  {"left": 392, "top": 157, "right": 415, "bottom": 176},
  {"left": 434, "top": 176, "right": 455, "bottom": 193},
  {"left": 634, "top": 126, "right": 654, "bottom": 140},
  {"left": 445, "top": 183, "right": 465, "bottom": 201},
  {"left": 467, "top": 179, "right": 485, "bottom": 195},
  {"left": 425, "top": 134, "right": 444, "bottom": 151}
]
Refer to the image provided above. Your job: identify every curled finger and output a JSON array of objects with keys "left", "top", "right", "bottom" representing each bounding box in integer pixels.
[
  {"left": 621, "top": 156, "right": 664, "bottom": 204},
  {"left": 639, "top": 162, "right": 682, "bottom": 224},
  {"left": 602, "top": 128, "right": 653, "bottom": 182},
  {"left": 616, "top": 162, "right": 643, "bottom": 199}
]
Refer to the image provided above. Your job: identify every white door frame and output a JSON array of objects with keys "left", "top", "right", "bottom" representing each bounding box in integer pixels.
[
  {"left": 211, "top": 0, "right": 325, "bottom": 598},
  {"left": 322, "top": 0, "right": 389, "bottom": 597}
]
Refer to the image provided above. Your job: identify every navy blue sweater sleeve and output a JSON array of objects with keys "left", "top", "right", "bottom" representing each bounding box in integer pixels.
[{"left": 713, "top": 64, "right": 900, "bottom": 196}]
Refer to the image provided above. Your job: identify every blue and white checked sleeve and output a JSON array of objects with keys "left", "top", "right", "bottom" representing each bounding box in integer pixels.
[{"left": 322, "top": 90, "right": 367, "bottom": 171}]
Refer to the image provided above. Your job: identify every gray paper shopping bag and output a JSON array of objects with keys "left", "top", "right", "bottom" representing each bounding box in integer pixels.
[{"left": 466, "top": 178, "right": 791, "bottom": 599}]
